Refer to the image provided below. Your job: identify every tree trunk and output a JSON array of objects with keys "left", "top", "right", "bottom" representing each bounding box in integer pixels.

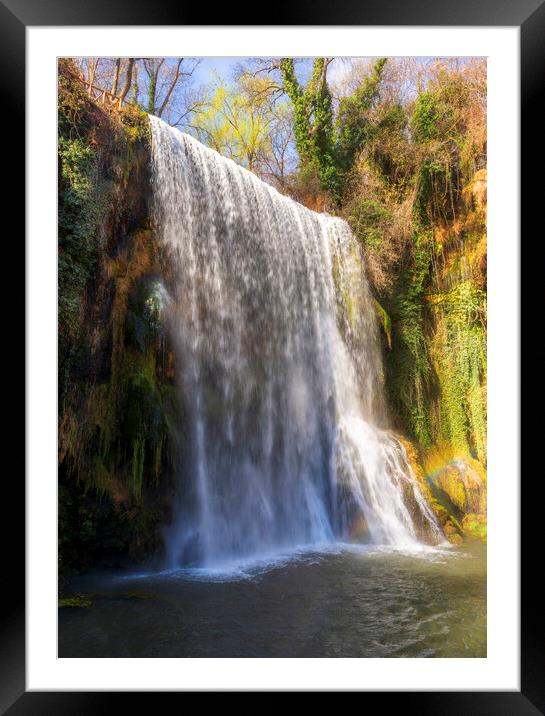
[
  {"left": 111, "top": 58, "right": 121, "bottom": 96},
  {"left": 119, "top": 58, "right": 135, "bottom": 106},
  {"left": 157, "top": 59, "right": 183, "bottom": 118},
  {"left": 132, "top": 62, "right": 139, "bottom": 105},
  {"left": 147, "top": 67, "right": 157, "bottom": 115},
  {"left": 88, "top": 58, "right": 100, "bottom": 93}
]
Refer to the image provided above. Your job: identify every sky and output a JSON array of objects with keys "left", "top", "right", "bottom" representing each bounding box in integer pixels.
[
  {"left": 191, "top": 57, "right": 240, "bottom": 86},
  {"left": 189, "top": 57, "right": 346, "bottom": 89},
  {"left": 189, "top": 56, "right": 477, "bottom": 90}
]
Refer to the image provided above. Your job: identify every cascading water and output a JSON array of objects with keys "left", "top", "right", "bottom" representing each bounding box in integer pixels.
[{"left": 149, "top": 116, "right": 444, "bottom": 568}]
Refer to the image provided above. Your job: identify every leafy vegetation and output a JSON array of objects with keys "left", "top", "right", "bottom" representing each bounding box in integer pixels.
[
  {"left": 58, "top": 60, "right": 176, "bottom": 573},
  {"left": 279, "top": 57, "right": 487, "bottom": 534},
  {"left": 59, "top": 56, "right": 487, "bottom": 561},
  {"left": 280, "top": 57, "right": 387, "bottom": 201},
  {"left": 337, "top": 60, "right": 487, "bottom": 469}
]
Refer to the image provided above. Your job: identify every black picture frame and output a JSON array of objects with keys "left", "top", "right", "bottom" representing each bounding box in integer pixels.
[{"left": 7, "top": 0, "right": 539, "bottom": 709}]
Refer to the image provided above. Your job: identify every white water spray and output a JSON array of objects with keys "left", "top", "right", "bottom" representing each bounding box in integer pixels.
[{"left": 149, "top": 116, "right": 443, "bottom": 567}]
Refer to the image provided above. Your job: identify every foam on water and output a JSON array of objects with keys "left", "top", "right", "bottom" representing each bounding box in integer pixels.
[{"left": 119, "top": 540, "right": 460, "bottom": 586}]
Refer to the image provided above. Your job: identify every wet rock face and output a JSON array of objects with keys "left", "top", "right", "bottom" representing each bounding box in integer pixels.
[
  {"left": 461, "top": 514, "right": 487, "bottom": 542},
  {"left": 431, "top": 460, "right": 486, "bottom": 516},
  {"left": 396, "top": 435, "right": 487, "bottom": 546},
  {"left": 395, "top": 436, "right": 459, "bottom": 544},
  {"left": 58, "top": 64, "right": 179, "bottom": 574},
  {"left": 427, "top": 458, "right": 487, "bottom": 543}
]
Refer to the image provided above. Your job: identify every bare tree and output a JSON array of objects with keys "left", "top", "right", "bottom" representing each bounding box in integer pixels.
[
  {"left": 143, "top": 58, "right": 165, "bottom": 114},
  {"left": 132, "top": 61, "right": 139, "bottom": 104},
  {"left": 157, "top": 59, "right": 185, "bottom": 117},
  {"left": 119, "top": 58, "right": 135, "bottom": 105},
  {"left": 68, "top": 56, "right": 206, "bottom": 123},
  {"left": 141, "top": 58, "right": 201, "bottom": 119},
  {"left": 110, "top": 58, "right": 121, "bottom": 96},
  {"left": 87, "top": 58, "right": 100, "bottom": 89}
]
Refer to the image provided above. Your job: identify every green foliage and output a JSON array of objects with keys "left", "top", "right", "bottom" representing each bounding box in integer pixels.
[
  {"left": 430, "top": 281, "right": 487, "bottom": 461},
  {"left": 385, "top": 228, "right": 435, "bottom": 446},
  {"left": 64, "top": 273, "right": 175, "bottom": 504},
  {"left": 336, "top": 58, "right": 387, "bottom": 172},
  {"left": 341, "top": 61, "right": 487, "bottom": 465},
  {"left": 367, "top": 104, "right": 410, "bottom": 187},
  {"left": 306, "top": 59, "right": 338, "bottom": 194},
  {"left": 410, "top": 74, "right": 485, "bottom": 222},
  {"left": 280, "top": 58, "right": 341, "bottom": 199},
  {"left": 280, "top": 59, "right": 311, "bottom": 162},
  {"left": 120, "top": 104, "right": 151, "bottom": 145},
  {"left": 58, "top": 135, "right": 107, "bottom": 398},
  {"left": 58, "top": 65, "right": 177, "bottom": 573},
  {"left": 147, "top": 71, "right": 158, "bottom": 114},
  {"left": 373, "top": 299, "right": 392, "bottom": 350},
  {"left": 119, "top": 349, "right": 168, "bottom": 498},
  {"left": 383, "top": 228, "right": 487, "bottom": 461},
  {"left": 461, "top": 513, "right": 487, "bottom": 542},
  {"left": 281, "top": 57, "right": 387, "bottom": 202},
  {"left": 59, "top": 262, "right": 177, "bottom": 572},
  {"left": 57, "top": 60, "right": 152, "bottom": 408},
  {"left": 384, "top": 214, "right": 487, "bottom": 460},
  {"left": 192, "top": 76, "right": 287, "bottom": 172},
  {"left": 411, "top": 91, "right": 448, "bottom": 142},
  {"left": 57, "top": 137, "right": 103, "bottom": 290},
  {"left": 347, "top": 198, "right": 392, "bottom": 250}
]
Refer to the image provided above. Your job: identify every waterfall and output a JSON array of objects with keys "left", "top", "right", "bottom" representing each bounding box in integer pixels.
[{"left": 149, "top": 116, "right": 444, "bottom": 568}]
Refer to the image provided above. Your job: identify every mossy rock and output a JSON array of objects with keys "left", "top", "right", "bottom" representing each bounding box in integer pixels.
[
  {"left": 429, "top": 458, "right": 486, "bottom": 515},
  {"left": 59, "top": 594, "right": 92, "bottom": 608},
  {"left": 57, "top": 67, "right": 174, "bottom": 572},
  {"left": 396, "top": 435, "right": 463, "bottom": 544},
  {"left": 442, "top": 521, "right": 464, "bottom": 546},
  {"left": 461, "top": 513, "right": 487, "bottom": 543}
]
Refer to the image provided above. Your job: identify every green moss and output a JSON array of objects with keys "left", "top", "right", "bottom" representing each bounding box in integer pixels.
[
  {"left": 373, "top": 299, "right": 392, "bottom": 350},
  {"left": 121, "top": 106, "right": 151, "bottom": 146},
  {"left": 75, "top": 345, "right": 172, "bottom": 504},
  {"left": 411, "top": 90, "right": 455, "bottom": 144},
  {"left": 383, "top": 164, "right": 486, "bottom": 463},
  {"left": 429, "top": 281, "right": 487, "bottom": 461},
  {"left": 348, "top": 198, "right": 392, "bottom": 251},
  {"left": 65, "top": 238, "right": 172, "bottom": 501},
  {"left": 118, "top": 349, "right": 167, "bottom": 499},
  {"left": 58, "top": 135, "right": 109, "bottom": 399},
  {"left": 131, "top": 438, "right": 145, "bottom": 499},
  {"left": 462, "top": 513, "right": 487, "bottom": 543},
  {"left": 437, "top": 468, "right": 467, "bottom": 512},
  {"left": 385, "top": 228, "right": 435, "bottom": 446},
  {"left": 90, "top": 455, "right": 113, "bottom": 497},
  {"left": 59, "top": 594, "right": 92, "bottom": 608},
  {"left": 58, "top": 65, "right": 172, "bottom": 573},
  {"left": 57, "top": 61, "right": 152, "bottom": 412},
  {"left": 397, "top": 436, "right": 464, "bottom": 544}
]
